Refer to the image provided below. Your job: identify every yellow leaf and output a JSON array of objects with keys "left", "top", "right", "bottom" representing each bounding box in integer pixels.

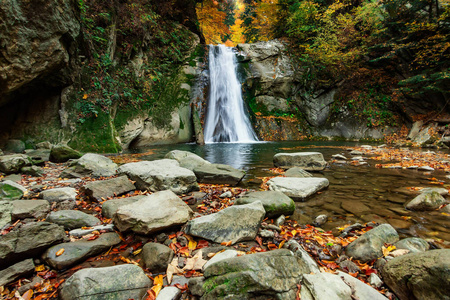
[
  {"left": 55, "top": 248, "right": 65, "bottom": 256},
  {"left": 132, "top": 248, "right": 142, "bottom": 256},
  {"left": 35, "top": 264, "right": 46, "bottom": 272},
  {"left": 279, "top": 240, "right": 286, "bottom": 249},
  {"left": 151, "top": 275, "right": 163, "bottom": 298},
  {"left": 382, "top": 245, "right": 396, "bottom": 257},
  {"left": 188, "top": 240, "right": 197, "bottom": 251},
  {"left": 83, "top": 94, "right": 88, "bottom": 99}
]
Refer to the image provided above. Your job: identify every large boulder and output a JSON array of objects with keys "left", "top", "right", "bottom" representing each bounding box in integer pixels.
[
  {"left": 193, "top": 163, "right": 245, "bottom": 185},
  {"left": 114, "top": 190, "right": 193, "bottom": 235},
  {"left": 101, "top": 195, "right": 146, "bottom": 219},
  {"left": 49, "top": 144, "right": 82, "bottom": 163},
  {"left": 46, "top": 210, "right": 100, "bottom": 230},
  {"left": 59, "top": 264, "right": 150, "bottom": 300},
  {"left": 0, "top": 180, "right": 27, "bottom": 200},
  {"left": 0, "top": 154, "right": 32, "bottom": 174},
  {"left": 118, "top": 159, "right": 198, "bottom": 195},
  {"left": 201, "top": 249, "right": 303, "bottom": 300},
  {"left": 235, "top": 191, "right": 295, "bottom": 218},
  {"left": 184, "top": 201, "right": 265, "bottom": 244},
  {"left": 405, "top": 191, "right": 447, "bottom": 211},
  {"left": 82, "top": 175, "right": 135, "bottom": 201},
  {"left": 5, "top": 140, "right": 25, "bottom": 153},
  {"left": 39, "top": 187, "right": 77, "bottom": 203},
  {"left": 11, "top": 200, "right": 50, "bottom": 220},
  {"left": 165, "top": 150, "right": 210, "bottom": 170},
  {"left": 267, "top": 177, "right": 329, "bottom": 200},
  {"left": 42, "top": 232, "right": 121, "bottom": 270},
  {"left": 345, "top": 224, "right": 399, "bottom": 262},
  {"left": 0, "top": 222, "right": 67, "bottom": 268},
  {"left": 273, "top": 152, "right": 327, "bottom": 171},
  {"left": 0, "top": 259, "right": 35, "bottom": 287},
  {"left": 382, "top": 249, "right": 450, "bottom": 300},
  {"left": 62, "top": 153, "right": 118, "bottom": 178}
]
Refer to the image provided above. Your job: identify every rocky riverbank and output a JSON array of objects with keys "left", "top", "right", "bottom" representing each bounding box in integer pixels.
[{"left": 0, "top": 144, "right": 449, "bottom": 299}]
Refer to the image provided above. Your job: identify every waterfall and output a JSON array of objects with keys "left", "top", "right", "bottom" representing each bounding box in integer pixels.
[{"left": 204, "top": 45, "right": 258, "bottom": 143}]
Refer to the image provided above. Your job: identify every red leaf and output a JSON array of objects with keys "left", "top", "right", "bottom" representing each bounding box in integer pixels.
[
  {"left": 196, "top": 240, "right": 209, "bottom": 249},
  {"left": 174, "top": 283, "right": 188, "bottom": 291},
  {"left": 255, "top": 236, "right": 263, "bottom": 247}
]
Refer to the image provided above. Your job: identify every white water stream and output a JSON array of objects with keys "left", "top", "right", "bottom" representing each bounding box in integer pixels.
[{"left": 204, "top": 45, "right": 258, "bottom": 143}]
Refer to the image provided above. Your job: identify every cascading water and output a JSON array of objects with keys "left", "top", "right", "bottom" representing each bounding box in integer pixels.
[{"left": 204, "top": 45, "right": 259, "bottom": 143}]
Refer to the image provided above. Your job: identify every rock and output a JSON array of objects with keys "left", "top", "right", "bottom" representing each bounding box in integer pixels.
[
  {"left": 25, "top": 149, "right": 51, "bottom": 163},
  {"left": 412, "top": 125, "right": 435, "bottom": 146},
  {"left": 62, "top": 153, "right": 118, "bottom": 178},
  {"left": 284, "top": 239, "right": 320, "bottom": 274},
  {"left": 273, "top": 152, "right": 327, "bottom": 171},
  {"left": 193, "top": 163, "right": 245, "bottom": 185},
  {"left": 405, "top": 191, "right": 446, "bottom": 211},
  {"left": 82, "top": 175, "right": 135, "bottom": 201},
  {"left": 338, "top": 260, "right": 360, "bottom": 273},
  {"left": 114, "top": 190, "right": 193, "bottom": 235},
  {"left": 346, "top": 224, "right": 399, "bottom": 262},
  {"left": 369, "top": 273, "right": 383, "bottom": 288},
  {"left": 18, "top": 276, "right": 44, "bottom": 294},
  {"left": 275, "top": 215, "right": 285, "bottom": 226},
  {"left": 202, "top": 249, "right": 303, "bottom": 300},
  {"left": 313, "top": 214, "right": 328, "bottom": 227},
  {"left": 382, "top": 249, "right": 450, "bottom": 300},
  {"left": 46, "top": 210, "right": 100, "bottom": 230},
  {"left": 156, "top": 287, "right": 181, "bottom": 300},
  {"left": 394, "top": 237, "right": 430, "bottom": 253},
  {"left": 39, "top": 187, "right": 77, "bottom": 202},
  {"left": 188, "top": 276, "right": 205, "bottom": 296},
  {"left": 235, "top": 191, "right": 295, "bottom": 218},
  {"left": 0, "top": 222, "right": 67, "bottom": 268},
  {"left": 118, "top": 159, "right": 198, "bottom": 195},
  {"left": 387, "top": 218, "right": 411, "bottom": 229},
  {"left": 42, "top": 232, "right": 121, "bottom": 270},
  {"left": 142, "top": 242, "right": 174, "bottom": 272},
  {"left": 184, "top": 201, "right": 265, "bottom": 244},
  {"left": 341, "top": 201, "right": 371, "bottom": 216},
  {"left": 332, "top": 154, "right": 347, "bottom": 160},
  {"left": 202, "top": 250, "right": 239, "bottom": 271},
  {"left": 219, "top": 191, "right": 232, "bottom": 198},
  {"left": 420, "top": 187, "right": 448, "bottom": 195},
  {"left": 260, "top": 229, "right": 275, "bottom": 238},
  {"left": 285, "top": 167, "right": 313, "bottom": 178},
  {"left": 101, "top": 195, "right": 146, "bottom": 219},
  {"left": 5, "top": 140, "right": 25, "bottom": 153},
  {"left": 0, "top": 154, "right": 31, "bottom": 174},
  {"left": 69, "top": 224, "right": 115, "bottom": 237},
  {"left": 0, "top": 201, "right": 12, "bottom": 228},
  {"left": 350, "top": 150, "right": 363, "bottom": 155},
  {"left": 2, "top": 174, "right": 21, "bottom": 183},
  {"left": 418, "top": 166, "right": 434, "bottom": 171},
  {"left": 0, "top": 180, "right": 27, "bottom": 200},
  {"left": 36, "top": 141, "right": 52, "bottom": 150},
  {"left": 11, "top": 200, "right": 50, "bottom": 220},
  {"left": 266, "top": 177, "right": 329, "bottom": 200},
  {"left": 0, "top": 259, "right": 35, "bottom": 286},
  {"left": 49, "top": 144, "right": 82, "bottom": 163},
  {"left": 59, "top": 264, "right": 150, "bottom": 300},
  {"left": 21, "top": 165, "right": 44, "bottom": 177},
  {"left": 408, "top": 121, "right": 423, "bottom": 140},
  {"left": 164, "top": 150, "right": 210, "bottom": 170}
]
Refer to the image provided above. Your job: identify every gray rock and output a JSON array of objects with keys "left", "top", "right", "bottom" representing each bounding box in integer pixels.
[
  {"left": 62, "top": 153, "right": 118, "bottom": 178},
  {"left": 11, "top": 200, "right": 50, "bottom": 220},
  {"left": 285, "top": 167, "right": 313, "bottom": 178},
  {"left": 219, "top": 191, "right": 232, "bottom": 198},
  {"left": 260, "top": 229, "right": 275, "bottom": 238},
  {"left": 275, "top": 215, "right": 285, "bottom": 226},
  {"left": 21, "top": 166, "right": 44, "bottom": 177},
  {"left": 420, "top": 187, "right": 449, "bottom": 195},
  {"left": 25, "top": 149, "right": 51, "bottom": 162},
  {"left": 0, "top": 222, "right": 67, "bottom": 268},
  {"left": 59, "top": 264, "right": 151, "bottom": 300},
  {"left": 114, "top": 190, "right": 193, "bottom": 235},
  {"left": 418, "top": 166, "right": 435, "bottom": 171},
  {"left": 267, "top": 177, "right": 329, "bottom": 200},
  {"left": 142, "top": 242, "right": 174, "bottom": 272},
  {"left": 394, "top": 237, "right": 430, "bottom": 253},
  {"left": 284, "top": 239, "right": 320, "bottom": 274},
  {"left": 101, "top": 195, "right": 146, "bottom": 219},
  {"left": 188, "top": 276, "right": 205, "bottom": 296},
  {"left": 2, "top": 174, "right": 21, "bottom": 183},
  {"left": 235, "top": 191, "right": 295, "bottom": 218},
  {"left": 165, "top": 150, "right": 210, "bottom": 170},
  {"left": 0, "top": 154, "right": 31, "bottom": 174},
  {"left": 82, "top": 175, "right": 135, "bottom": 201},
  {"left": 369, "top": 273, "right": 383, "bottom": 288},
  {"left": 405, "top": 191, "right": 447, "bottom": 211},
  {"left": 0, "top": 201, "right": 12, "bottom": 228},
  {"left": 341, "top": 201, "right": 371, "bottom": 216},
  {"left": 273, "top": 152, "right": 327, "bottom": 171},
  {"left": 118, "top": 159, "right": 198, "bottom": 195},
  {"left": 0, "top": 180, "right": 27, "bottom": 200},
  {"left": 5, "top": 140, "right": 25, "bottom": 153},
  {"left": 69, "top": 224, "right": 115, "bottom": 237},
  {"left": 202, "top": 250, "right": 238, "bottom": 271},
  {"left": 346, "top": 224, "right": 399, "bottom": 262},
  {"left": 408, "top": 121, "right": 423, "bottom": 140},
  {"left": 36, "top": 141, "right": 52, "bottom": 150},
  {"left": 46, "top": 210, "right": 100, "bottom": 230},
  {"left": 202, "top": 249, "right": 303, "bottom": 300},
  {"left": 39, "top": 187, "right": 77, "bottom": 202},
  {"left": 0, "top": 259, "right": 34, "bottom": 286},
  {"left": 382, "top": 249, "right": 450, "bottom": 300},
  {"left": 42, "top": 232, "right": 121, "bottom": 270},
  {"left": 185, "top": 201, "right": 265, "bottom": 244},
  {"left": 49, "top": 144, "right": 82, "bottom": 163},
  {"left": 350, "top": 150, "right": 363, "bottom": 155},
  {"left": 156, "top": 287, "right": 181, "bottom": 300},
  {"left": 332, "top": 154, "right": 347, "bottom": 160},
  {"left": 193, "top": 163, "right": 245, "bottom": 185},
  {"left": 313, "top": 214, "right": 328, "bottom": 227}
]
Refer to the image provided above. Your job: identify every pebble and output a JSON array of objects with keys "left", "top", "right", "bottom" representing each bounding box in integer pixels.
[
  {"left": 259, "top": 229, "right": 275, "bottom": 238},
  {"left": 332, "top": 154, "right": 347, "bottom": 160},
  {"left": 313, "top": 215, "right": 328, "bottom": 227},
  {"left": 275, "top": 215, "right": 285, "bottom": 226},
  {"left": 219, "top": 191, "right": 232, "bottom": 198},
  {"left": 369, "top": 273, "right": 383, "bottom": 288}
]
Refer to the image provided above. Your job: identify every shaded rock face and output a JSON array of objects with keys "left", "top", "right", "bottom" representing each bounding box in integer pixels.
[
  {"left": 142, "top": 242, "right": 174, "bottom": 272},
  {"left": 0, "top": 259, "right": 35, "bottom": 287},
  {"left": 49, "top": 145, "right": 82, "bottom": 163},
  {"left": 382, "top": 249, "right": 450, "bottom": 300},
  {"left": 235, "top": 191, "right": 295, "bottom": 218}
]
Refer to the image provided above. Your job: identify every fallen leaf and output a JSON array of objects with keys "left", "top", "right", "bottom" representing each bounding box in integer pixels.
[
  {"left": 21, "top": 290, "right": 33, "bottom": 300},
  {"left": 183, "top": 250, "right": 207, "bottom": 271},
  {"left": 167, "top": 257, "right": 183, "bottom": 284},
  {"left": 220, "top": 241, "right": 232, "bottom": 247},
  {"left": 35, "top": 265, "right": 46, "bottom": 272},
  {"left": 55, "top": 248, "right": 65, "bottom": 256}
]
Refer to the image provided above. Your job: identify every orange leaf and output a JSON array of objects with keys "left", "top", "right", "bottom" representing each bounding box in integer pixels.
[
  {"left": 55, "top": 248, "right": 65, "bottom": 256},
  {"left": 220, "top": 241, "right": 232, "bottom": 247},
  {"left": 21, "top": 290, "right": 33, "bottom": 300}
]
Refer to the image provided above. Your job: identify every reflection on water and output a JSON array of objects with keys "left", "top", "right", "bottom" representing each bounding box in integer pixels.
[{"left": 203, "top": 142, "right": 260, "bottom": 169}]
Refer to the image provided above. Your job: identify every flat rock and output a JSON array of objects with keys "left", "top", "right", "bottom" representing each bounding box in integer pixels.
[
  {"left": 267, "top": 177, "right": 329, "bottom": 200},
  {"left": 59, "top": 264, "right": 151, "bottom": 300},
  {"left": 142, "top": 242, "right": 174, "bottom": 272},
  {"left": 156, "top": 287, "right": 182, "bottom": 300},
  {"left": 46, "top": 210, "right": 100, "bottom": 230},
  {"left": 382, "top": 249, "right": 450, "bottom": 300},
  {"left": 184, "top": 201, "right": 265, "bottom": 244},
  {"left": 101, "top": 195, "right": 146, "bottom": 219},
  {"left": 394, "top": 237, "right": 430, "bottom": 253},
  {"left": 69, "top": 224, "right": 115, "bottom": 237},
  {"left": 387, "top": 218, "right": 412, "bottom": 229},
  {"left": 114, "top": 190, "right": 193, "bottom": 235},
  {"left": 0, "top": 259, "right": 35, "bottom": 286},
  {"left": 25, "top": 149, "right": 51, "bottom": 162},
  {"left": 82, "top": 175, "right": 135, "bottom": 201},
  {"left": 202, "top": 250, "right": 238, "bottom": 271},
  {"left": 405, "top": 191, "right": 447, "bottom": 211},
  {"left": 285, "top": 167, "right": 313, "bottom": 178},
  {"left": 193, "top": 163, "right": 245, "bottom": 185},
  {"left": 118, "top": 159, "right": 198, "bottom": 195},
  {"left": 0, "top": 201, "right": 12, "bottom": 228},
  {"left": 0, "top": 180, "right": 27, "bottom": 200},
  {"left": 284, "top": 239, "right": 320, "bottom": 274},
  {"left": 42, "top": 232, "right": 121, "bottom": 270},
  {"left": 49, "top": 144, "right": 82, "bottom": 163},
  {"left": 21, "top": 165, "right": 44, "bottom": 177},
  {"left": 346, "top": 224, "right": 399, "bottom": 262},
  {"left": 0, "top": 154, "right": 32, "bottom": 174},
  {"left": 273, "top": 152, "right": 327, "bottom": 171},
  {"left": 11, "top": 200, "right": 50, "bottom": 220},
  {"left": 39, "top": 187, "right": 77, "bottom": 203},
  {"left": 62, "top": 153, "right": 118, "bottom": 178},
  {"left": 420, "top": 187, "right": 448, "bottom": 195},
  {"left": 164, "top": 150, "right": 210, "bottom": 170},
  {"left": 341, "top": 201, "right": 371, "bottom": 216},
  {"left": 235, "top": 191, "right": 295, "bottom": 218}
]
